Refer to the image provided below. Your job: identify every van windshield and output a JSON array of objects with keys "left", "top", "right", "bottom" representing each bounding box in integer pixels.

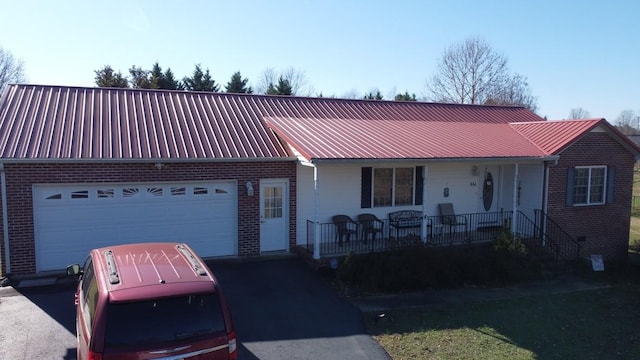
[{"left": 104, "top": 293, "right": 226, "bottom": 348}]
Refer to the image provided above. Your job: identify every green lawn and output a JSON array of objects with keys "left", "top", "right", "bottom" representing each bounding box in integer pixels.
[
  {"left": 364, "top": 169, "right": 640, "bottom": 359},
  {"left": 365, "top": 282, "right": 640, "bottom": 359}
]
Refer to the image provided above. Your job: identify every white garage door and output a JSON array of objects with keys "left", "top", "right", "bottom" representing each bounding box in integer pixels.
[{"left": 33, "top": 182, "right": 237, "bottom": 272}]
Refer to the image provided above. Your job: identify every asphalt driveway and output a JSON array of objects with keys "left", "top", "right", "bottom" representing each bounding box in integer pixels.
[
  {"left": 0, "top": 283, "right": 77, "bottom": 360},
  {"left": 208, "top": 257, "right": 390, "bottom": 360},
  {"left": 0, "top": 257, "right": 389, "bottom": 360}
]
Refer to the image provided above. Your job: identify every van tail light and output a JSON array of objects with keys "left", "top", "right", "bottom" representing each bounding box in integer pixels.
[
  {"left": 87, "top": 350, "right": 103, "bottom": 360},
  {"left": 228, "top": 331, "right": 237, "bottom": 360}
]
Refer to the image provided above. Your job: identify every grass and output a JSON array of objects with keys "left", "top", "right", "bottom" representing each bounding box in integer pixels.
[
  {"left": 362, "top": 169, "right": 640, "bottom": 359},
  {"left": 366, "top": 275, "right": 640, "bottom": 360}
]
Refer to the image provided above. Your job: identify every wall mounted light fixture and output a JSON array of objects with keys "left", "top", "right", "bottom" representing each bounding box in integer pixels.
[
  {"left": 246, "top": 181, "right": 254, "bottom": 196},
  {"left": 154, "top": 163, "right": 165, "bottom": 170}
]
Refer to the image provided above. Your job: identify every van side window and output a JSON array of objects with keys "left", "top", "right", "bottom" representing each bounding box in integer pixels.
[{"left": 80, "top": 257, "right": 98, "bottom": 330}]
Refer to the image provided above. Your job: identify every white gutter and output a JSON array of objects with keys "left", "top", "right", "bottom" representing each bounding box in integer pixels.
[
  {"left": 309, "top": 156, "right": 559, "bottom": 165},
  {"left": 312, "top": 165, "right": 320, "bottom": 260},
  {"left": 288, "top": 145, "right": 321, "bottom": 260},
  {"left": 0, "top": 163, "right": 9, "bottom": 275},
  {"left": 512, "top": 163, "right": 519, "bottom": 236}
]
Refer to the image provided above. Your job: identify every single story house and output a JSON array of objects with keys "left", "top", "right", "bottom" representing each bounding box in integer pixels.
[{"left": 0, "top": 84, "right": 637, "bottom": 276}]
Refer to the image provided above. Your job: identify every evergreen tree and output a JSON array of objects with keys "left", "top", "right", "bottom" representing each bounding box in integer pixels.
[
  {"left": 163, "top": 68, "right": 183, "bottom": 90},
  {"left": 148, "top": 62, "right": 183, "bottom": 90},
  {"left": 183, "top": 64, "right": 219, "bottom": 92},
  {"left": 94, "top": 65, "right": 129, "bottom": 88},
  {"left": 394, "top": 91, "right": 417, "bottom": 101},
  {"left": 149, "top": 62, "right": 164, "bottom": 89},
  {"left": 129, "top": 66, "right": 151, "bottom": 88},
  {"left": 265, "top": 77, "right": 292, "bottom": 95},
  {"left": 225, "top": 71, "right": 252, "bottom": 93},
  {"left": 266, "top": 82, "right": 278, "bottom": 95},
  {"left": 363, "top": 90, "right": 383, "bottom": 100}
]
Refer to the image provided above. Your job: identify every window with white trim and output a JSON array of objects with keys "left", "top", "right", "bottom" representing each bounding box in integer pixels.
[{"left": 572, "top": 166, "right": 606, "bottom": 205}]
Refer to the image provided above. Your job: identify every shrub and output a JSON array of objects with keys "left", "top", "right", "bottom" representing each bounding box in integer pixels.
[{"left": 336, "top": 235, "right": 545, "bottom": 294}]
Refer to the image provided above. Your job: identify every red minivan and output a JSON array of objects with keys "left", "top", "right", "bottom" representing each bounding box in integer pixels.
[{"left": 67, "top": 242, "right": 236, "bottom": 360}]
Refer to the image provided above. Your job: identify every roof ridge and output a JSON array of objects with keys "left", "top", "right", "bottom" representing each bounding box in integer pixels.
[{"left": 6, "top": 83, "right": 533, "bottom": 111}]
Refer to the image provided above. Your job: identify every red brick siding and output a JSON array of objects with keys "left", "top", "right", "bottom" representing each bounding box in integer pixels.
[
  {"left": 0, "top": 161, "right": 296, "bottom": 275},
  {"left": 547, "top": 132, "right": 634, "bottom": 260}
]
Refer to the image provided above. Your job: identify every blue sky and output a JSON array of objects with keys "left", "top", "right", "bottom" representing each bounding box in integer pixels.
[{"left": 1, "top": 0, "right": 638, "bottom": 122}]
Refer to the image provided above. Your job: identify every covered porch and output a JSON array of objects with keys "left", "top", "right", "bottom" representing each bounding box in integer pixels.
[
  {"left": 301, "top": 209, "right": 580, "bottom": 264},
  {"left": 296, "top": 159, "right": 553, "bottom": 256}
]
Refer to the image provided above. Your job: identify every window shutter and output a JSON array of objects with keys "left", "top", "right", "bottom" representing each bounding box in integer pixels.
[
  {"left": 415, "top": 166, "right": 424, "bottom": 205},
  {"left": 361, "top": 167, "right": 372, "bottom": 208},
  {"left": 566, "top": 167, "right": 574, "bottom": 206},
  {"left": 606, "top": 166, "right": 616, "bottom": 204}
]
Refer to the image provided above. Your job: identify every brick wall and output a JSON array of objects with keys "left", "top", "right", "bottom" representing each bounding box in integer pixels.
[
  {"left": 0, "top": 161, "right": 297, "bottom": 275},
  {"left": 547, "top": 132, "right": 635, "bottom": 260}
]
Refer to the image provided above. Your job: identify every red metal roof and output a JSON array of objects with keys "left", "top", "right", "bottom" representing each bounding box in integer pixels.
[
  {"left": 0, "top": 85, "right": 290, "bottom": 160},
  {"left": 266, "top": 117, "right": 548, "bottom": 159},
  {"left": 0, "top": 84, "right": 552, "bottom": 161},
  {"left": 511, "top": 118, "right": 640, "bottom": 156},
  {"left": 510, "top": 119, "right": 603, "bottom": 154}
]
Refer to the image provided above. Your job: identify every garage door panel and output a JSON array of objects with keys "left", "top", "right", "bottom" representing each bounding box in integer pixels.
[{"left": 34, "top": 182, "right": 238, "bottom": 272}]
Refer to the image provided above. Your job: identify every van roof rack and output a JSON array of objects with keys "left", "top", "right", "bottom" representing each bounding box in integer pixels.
[
  {"left": 104, "top": 250, "right": 120, "bottom": 284},
  {"left": 176, "top": 244, "right": 207, "bottom": 276}
]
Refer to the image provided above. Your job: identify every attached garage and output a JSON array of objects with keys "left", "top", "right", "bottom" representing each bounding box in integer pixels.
[
  {"left": 33, "top": 181, "right": 238, "bottom": 272},
  {"left": 0, "top": 85, "right": 300, "bottom": 276}
]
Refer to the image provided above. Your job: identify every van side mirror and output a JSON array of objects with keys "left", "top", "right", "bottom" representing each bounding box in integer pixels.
[{"left": 66, "top": 264, "right": 82, "bottom": 277}]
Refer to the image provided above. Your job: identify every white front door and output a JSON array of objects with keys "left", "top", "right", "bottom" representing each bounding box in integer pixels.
[{"left": 260, "top": 179, "right": 288, "bottom": 252}]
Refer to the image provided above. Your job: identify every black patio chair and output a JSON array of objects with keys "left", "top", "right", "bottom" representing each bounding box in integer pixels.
[
  {"left": 357, "top": 213, "right": 384, "bottom": 243},
  {"left": 331, "top": 215, "right": 357, "bottom": 246}
]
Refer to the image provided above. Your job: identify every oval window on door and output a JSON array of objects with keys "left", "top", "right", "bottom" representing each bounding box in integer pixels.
[{"left": 482, "top": 172, "right": 494, "bottom": 211}]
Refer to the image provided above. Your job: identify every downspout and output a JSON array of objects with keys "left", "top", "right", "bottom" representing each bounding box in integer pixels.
[
  {"left": 512, "top": 163, "right": 519, "bottom": 236},
  {"left": 543, "top": 161, "right": 551, "bottom": 220},
  {"left": 541, "top": 160, "right": 554, "bottom": 245},
  {"left": 312, "top": 165, "right": 321, "bottom": 260},
  {"left": 0, "top": 163, "right": 9, "bottom": 275}
]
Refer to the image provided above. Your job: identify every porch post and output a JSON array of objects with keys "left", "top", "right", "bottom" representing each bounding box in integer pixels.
[
  {"left": 421, "top": 165, "right": 428, "bottom": 242},
  {"left": 512, "top": 163, "right": 519, "bottom": 235},
  {"left": 313, "top": 165, "right": 321, "bottom": 260}
]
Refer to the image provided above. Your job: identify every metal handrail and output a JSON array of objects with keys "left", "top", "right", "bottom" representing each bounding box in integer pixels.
[
  {"left": 535, "top": 210, "right": 580, "bottom": 259},
  {"left": 304, "top": 210, "right": 580, "bottom": 267}
]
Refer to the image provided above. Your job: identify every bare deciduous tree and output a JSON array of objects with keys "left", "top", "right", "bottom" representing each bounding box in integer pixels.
[
  {"left": 256, "top": 67, "right": 313, "bottom": 96},
  {"left": 428, "top": 37, "right": 507, "bottom": 105},
  {"left": 485, "top": 73, "right": 538, "bottom": 112},
  {"left": 0, "top": 47, "right": 25, "bottom": 90},
  {"left": 615, "top": 109, "right": 638, "bottom": 135},
  {"left": 616, "top": 109, "right": 636, "bottom": 127},
  {"left": 427, "top": 37, "right": 538, "bottom": 111},
  {"left": 568, "top": 108, "right": 591, "bottom": 119}
]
